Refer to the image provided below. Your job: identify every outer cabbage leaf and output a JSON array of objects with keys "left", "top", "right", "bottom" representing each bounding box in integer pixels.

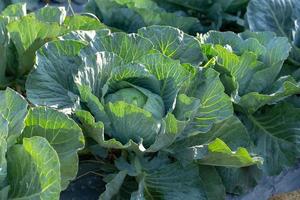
[
  {"left": 6, "top": 5, "right": 67, "bottom": 75},
  {"left": 177, "top": 68, "right": 233, "bottom": 134},
  {"left": 169, "top": 116, "right": 261, "bottom": 167},
  {"left": 99, "top": 171, "right": 127, "bottom": 200},
  {"left": 246, "top": 0, "right": 300, "bottom": 65},
  {"left": 7, "top": 136, "right": 61, "bottom": 199},
  {"left": 21, "top": 107, "right": 85, "bottom": 189},
  {"left": 138, "top": 25, "right": 203, "bottom": 65},
  {"left": 176, "top": 138, "right": 262, "bottom": 167},
  {"left": 103, "top": 155, "right": 225, "bottom": 200},
  {"left": 1, "top": 3, "right": 26, "bottom": 17},
  {"left": 0, "top": 114, "right": 8, "bottom": 188},
  {"left": 236, "top": 76, "right": 300, "bottom": 113},
  {"left": 64, "top": 15, "right": 107, "bottom": 31},
  {"left": 131, "top": 162, "right": 225, "bottom": 200},
  {"left": 243, "top": 103, "right": 300, "bottom": 175},
  {"left": 0, "top": 88, "right": 27, "bottom": 147},
  {"left": 170, "top": 116, "right": 253, "bottom": 155},
  {"left": 62, "top": 29, "right": 111, "bottom": 46},
  {"left": 26, "top": 40, "right": 87, "bottom": 113},
  {"left": 0, "top": 4, "right": 23, "bottom": 87},
  {"left": 169, "top": 115, "right": 263, "bottom": 194},
  {"left": 91, "top": 31, "right": 154, "bottom": 63},
  {"left": 216, "top": 166, "right": 262, "bottom": 195}
]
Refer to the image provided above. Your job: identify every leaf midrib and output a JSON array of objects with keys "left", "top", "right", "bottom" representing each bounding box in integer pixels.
[{"left": 247, "top": 114, "right": 294, "bottom": 145}]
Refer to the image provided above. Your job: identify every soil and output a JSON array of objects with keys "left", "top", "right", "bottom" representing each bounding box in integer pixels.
[{"left": 269, "top": 190, "right": 300, "bottom": 200}]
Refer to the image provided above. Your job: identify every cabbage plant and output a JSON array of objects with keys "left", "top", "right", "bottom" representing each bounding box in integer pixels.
[
  {"left": 0, "top": 88, "right": 84, "bottom": 199},
  {"left": 26, "top": 25, "right": 263, "bottom": 199},
  {"left": 0, "top": 3, "right": 106, "bottom": 89}
]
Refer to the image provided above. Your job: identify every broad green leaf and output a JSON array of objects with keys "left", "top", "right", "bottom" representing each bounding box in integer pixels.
[
  {"left": 0, "top": 138, "right": 7, "bottom": 188},
  {"left": 173, "top": 94, "right": 201, "bottom": 121},
  {"left": 100, "top": 171, "right": 127, "bottom": 200},
  {"left": 0, "top": 88, "right": 28, "bottom": 146},
  {"left": 177, "top": 138, "right": 262, "bottom": 167},
  {"left": 0, "top": 12, "right": 15, "bottom": 87},
  {"left": 6, "top": 7, "right": 67, "bottom": 75},
  {"left": 64, "top": 15, "right": 107, "bottom": 31},
  {"left": 35, "top": 5, "right": 66, "bottom": 24},
  {"left": 147, "top": 113, "right": 185, "bottom": 152},
  {"left": 198, "top": 166, "right": 225, "bottom": 200},
  {"left": 217, "top": 166, "right": 262, "bottom": 195},
  {"left": 246, "top": 0, "right": 300, "bottom": 65},
  {"left": 170, "top": 116, "right": 252, "bottom": 152},
  {"left": 236, "top": 76, "right": 300, "bottom": 114},
  {"left": 21, "top": 107, "right": 85, "bottom": 189},
  {"left": 7, "top": 136, "right": 61, "bottom": 199},
  {"left": 0, "top": 115, "right": 7, "bottom": 187},
  {"left": 200, "top": 31, "right": 269, "bottom": 57},
  {"left": 0, "top": 186, "right": 9, "bottom": 200},
  {"left": 26, "top": 40, "right": 87, "bottom": 113},
  {"left": 92, "top": 32, "right": 154, "bottom": 63},
  {"left": 247, "top": 0, "right": 299, "bottom": 40},
  {"left": 243, "top": 103, "right": 300, "bottom": 175},
  {"left": 0, "top": 114, "right": 8, "bottom": 139},
  {"left": 199, "top": 31, "right": 242, "bottom": 50},
  {"left": 0, "top": 5, "right": 22, "bottom": 88},
  {"left": 76, "top": 51, "right": 123, "bottom": 98},
  {"left": 180, "top": 68, "right": 233, "bottom": 133},
  {"left": 213, "top": 45, "right": 261, "bottom": 95},
  {"left": 62, "top": 29, "right": 111, "bottom": 44},
  {"left": 1, "top": 3, "right": 26, "bottom": 17},
  {"left": 245, "top": 37, "right": 291, "bottom": 93},
  {"left": 133, "top": 162, "right": 211, "bottom": 200},
  {"left": 238, "top": 31, "right": 277, "bottom": 46},
  {"left": 138, "top": 25, "right": 203, "bottom": 65},
  {"left": 112, "top": 176, "right": 138, "bottom": 200}
]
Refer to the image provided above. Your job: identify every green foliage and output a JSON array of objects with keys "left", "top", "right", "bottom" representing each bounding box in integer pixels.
[
  {"left": 85, "top": 0, "right": 248, "bottom": 33},
  {"left": 24, "top": 25, "right": 269, "bottom": 199},
  {"left": 0, "top": 88, "right": 84, "bottom": 198},
  {"left": 0, "top": 1, "right": 300, "bottom": 200},
  {"left": 0, "top": 3, "right": 106, "bottom": 90}
]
